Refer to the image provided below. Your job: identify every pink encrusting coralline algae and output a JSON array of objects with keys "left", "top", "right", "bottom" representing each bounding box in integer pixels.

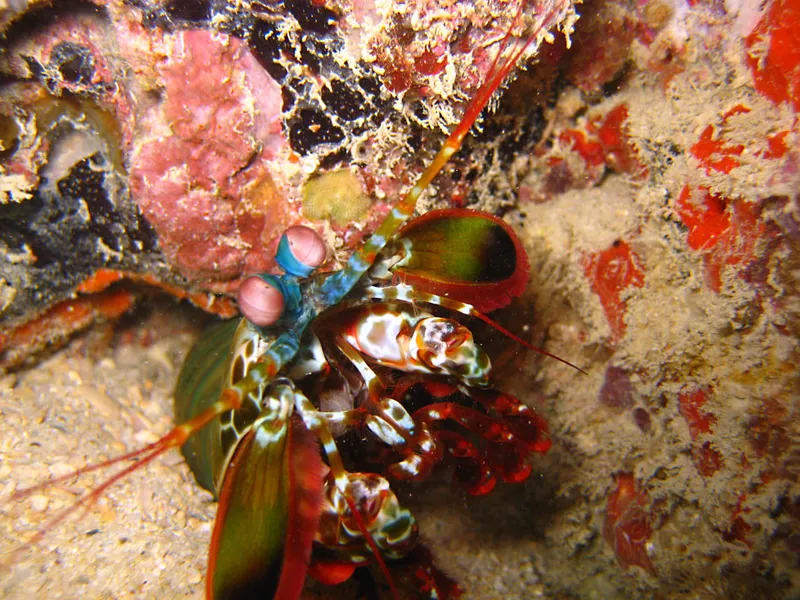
[{"left": 130, "top": 30, "right": 291, "bottom": 281}]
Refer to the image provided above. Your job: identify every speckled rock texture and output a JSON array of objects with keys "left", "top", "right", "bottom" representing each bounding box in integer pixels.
[{"left": 1, "top": 0, "right": 799, "bottom": 598}]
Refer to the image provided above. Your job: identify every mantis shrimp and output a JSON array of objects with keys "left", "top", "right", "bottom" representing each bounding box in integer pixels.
[{"left": 8, "top": 2, "right": 580, "bottom": 598}]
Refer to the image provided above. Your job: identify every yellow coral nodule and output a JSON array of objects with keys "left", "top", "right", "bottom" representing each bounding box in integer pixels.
[{"left": 302, "top": 169, "right": 371, "bottom": 226}]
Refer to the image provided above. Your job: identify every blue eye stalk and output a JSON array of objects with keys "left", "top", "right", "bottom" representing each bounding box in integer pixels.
[
  {"left": 256, "top": 273, "right": 302, "bottom": 323},
  {"left": 238, "top": 228, "right": 327, "bottom": 329},
  {"left": 276, "top": 232, "right": 317, "bottom": 278}
]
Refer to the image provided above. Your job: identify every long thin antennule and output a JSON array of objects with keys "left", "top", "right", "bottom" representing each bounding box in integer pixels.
[
  {"left": 322, "top": 3, "right": 561, "bottom": 299},
  {"left": 11, "top": 440, "right": 167, "bottom": 502},
  {"left": 7, "top": 443, "right": 171, "bottom": 563},
  {"left": 468, "top": 309, "right": 588, "bottom": 374},
  {"left": 5, "top": 387, "right": 245, "bottom": 561}
]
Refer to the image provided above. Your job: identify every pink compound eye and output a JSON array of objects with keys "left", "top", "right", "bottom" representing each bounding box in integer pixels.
[
  {"left": 277, "top": 226, "right": 326, "bottom": 276},
  {"left": 237, "top": 276, "right": 285, "bottom": 327}
]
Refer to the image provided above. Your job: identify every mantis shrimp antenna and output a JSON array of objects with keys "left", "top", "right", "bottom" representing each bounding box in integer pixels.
[
  {"left": 6, "top": 396, "right": 238, "bottom": 563},
  {"left": 320, "top": 2, "right": 563, "bottom": 302}
]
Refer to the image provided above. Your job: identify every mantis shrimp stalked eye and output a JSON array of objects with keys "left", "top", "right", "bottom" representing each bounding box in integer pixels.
[
  {"left": 275, "top": 226, "right": 327, "bottom": 278},
  {"left": 238, "top": 226, "right": 327, "bottom": 327},
  {"left": 238, "top": 276, "right": 286, "bottom": 327}
]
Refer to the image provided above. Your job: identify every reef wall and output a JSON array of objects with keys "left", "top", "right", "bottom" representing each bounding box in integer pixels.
[{"left": 508, "top": 0, "right": 799, "bottom": 596}]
